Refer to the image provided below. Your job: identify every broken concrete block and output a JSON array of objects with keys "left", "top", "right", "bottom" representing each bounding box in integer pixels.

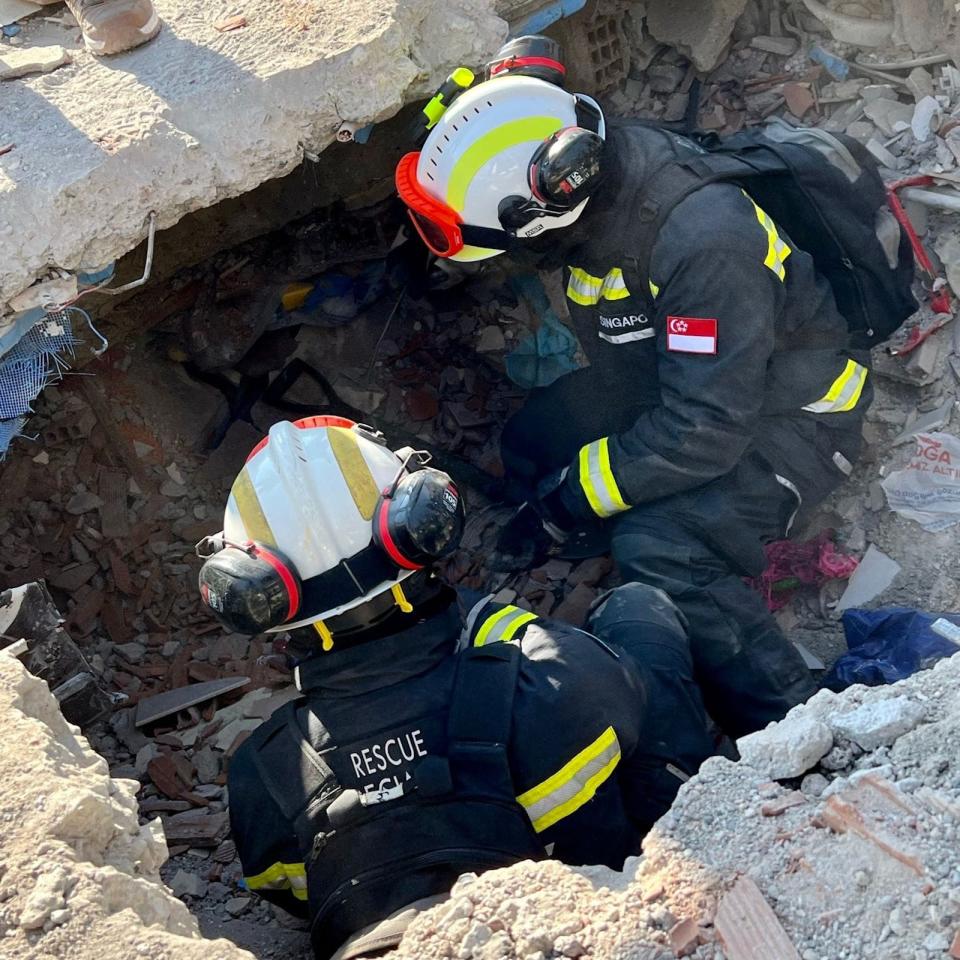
[
  {"left": 225, "top": 896, "right": 251, "bottom": 917},
  {"left": 168, "top": 869, "right": 207, "bottom": 900},
  {"left": 906, "top": 66, "right": 935, "bottom": 101},
  {"left": 646, "top": 0, "right": 748, "bottom": 72},
  {"left": 647, "top": 62, "right": 685, "bottom": 94},
  {"left": 192, "top": 745, "right": 221, "bottom": 784},
  {"left": 0, "top": 44, "right": 70, "bottom": 80},
  {"left": 830, "top": 696, "right": 926, "bottom": 750},
  {"left": 893, "top": 0, "right": 948, "bottom": 55},
  {"left": 798, "top": 0, "right": 893, "bottom": 47},
  {"left": 863, "top": 98, "right": 914, "bottom": 137},
  {"left": 476, "top": 325, "right": 506, "bottom": 353},
  {"left": 737, "top": 714, "right": 833, "bottom": 779},
  {"left": 892, "top": 398, "right": 955, "bottom": 445},
  {"left": 19, "top": 866, "right": 70, "bottom": 929},
  {"left": 836, "top": 545, "right": 901, "bottom": 611},
  {"left": 750, "top": 35, "right": 798, "bottom": 56},
  {"left": 865, "top": 137, "right": 902, "bottom": 171},
  {"left": 65, "top": 490, "right": 104, "bottom": 515}
]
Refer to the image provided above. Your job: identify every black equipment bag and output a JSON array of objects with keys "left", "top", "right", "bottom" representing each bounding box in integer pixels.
[{"left": 628, "top": 118, "right": 918, "bottom": 348}]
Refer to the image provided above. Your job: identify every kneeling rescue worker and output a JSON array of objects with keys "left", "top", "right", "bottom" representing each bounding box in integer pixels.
[
  {"left": 196, "top": 416, "right": 715, "bottom": 959},
  {"left": 395, "top": 36, "right": 889, "bottom": 740}
]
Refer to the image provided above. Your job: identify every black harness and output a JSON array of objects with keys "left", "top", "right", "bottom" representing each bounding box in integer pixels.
[{"left": 250, "top": 642, "right": 544, "bottom": 958}]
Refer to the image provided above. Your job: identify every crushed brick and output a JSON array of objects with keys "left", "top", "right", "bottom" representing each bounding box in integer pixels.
[
  {"left": 669, "top": 917, "right": 700, "bottom": 957},
  {"left": 715, "top": 876, "right": 800, "bottom": 960}
]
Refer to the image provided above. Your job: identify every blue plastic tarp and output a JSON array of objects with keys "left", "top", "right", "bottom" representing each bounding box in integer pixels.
[{"left": 822, "top": 607, "right": 960, "bottom": 691}]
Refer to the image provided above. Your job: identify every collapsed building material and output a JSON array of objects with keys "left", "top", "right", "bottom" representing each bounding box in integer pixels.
[
  {"left": 0, "top": 0, "right": 509, "bottom": 309},
  {"left": 645, "top": 0, "right": 748, "bottom": 72},
  {"left": 134, "top": 677, "right": 251, "bottom": 727},
  {"left": 384, "top": 651, "right": 960, "bottom": 959},
  {"left": 0, "top": 652, "right": 254, "bottom": 960},
  {"left": 0, "top": 580, "right": 111, "bottom": 725}
]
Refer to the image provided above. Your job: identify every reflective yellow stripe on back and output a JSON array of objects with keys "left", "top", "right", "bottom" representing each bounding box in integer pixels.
[
  {"left": 517, "top": 726, "right": 622, "bottom": 833},
  {"left": 802, "top": 359, "right": 869, "bottom": 414}
]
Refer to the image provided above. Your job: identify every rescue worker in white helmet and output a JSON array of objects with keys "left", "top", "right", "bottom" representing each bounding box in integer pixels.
[
  {"left": 395, "top": 36, "right": 873, "bottom": 740},
  {"left": 198, "top": 415, "right": 715, "bottom": 960}
]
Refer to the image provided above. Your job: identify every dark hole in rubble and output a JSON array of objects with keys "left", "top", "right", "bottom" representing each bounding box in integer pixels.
[{"left": 4, "top": 0, "right": 960, "bottom": 956}]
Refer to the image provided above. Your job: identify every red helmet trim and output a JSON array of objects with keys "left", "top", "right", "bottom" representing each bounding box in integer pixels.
[
  {"left": 376, "top": 499, "right": 424, "bottom": 571},
  {"left": 490, "top": 56, "right": 566, "bottom": 77},
  {"left": 246, "top": 416, "right": 359, "bottom": 462},
  {"left": 395, "top": 152, "right": 465, "bottom": 258},
  {"left": 249, "top": 543, "right": 300, "bottom": 621}
]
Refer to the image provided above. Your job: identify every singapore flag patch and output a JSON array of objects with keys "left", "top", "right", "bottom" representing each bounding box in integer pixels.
[{"left": 666, "top": 316, "right": 718, "bottom": 354}]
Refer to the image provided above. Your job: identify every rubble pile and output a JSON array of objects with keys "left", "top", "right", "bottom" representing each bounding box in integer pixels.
[
  {"left": 4, "top": 0, "right": 960, "bottom": 958},
  {"left": 0, "top": 651, "right": 254, "bottom": 960},
  {"left": 388, "top": 651, "right": 960, "bottom": 960}
]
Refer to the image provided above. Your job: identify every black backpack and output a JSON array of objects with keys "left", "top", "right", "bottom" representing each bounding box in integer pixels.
[{"left": 628, "top": 118, "right": 918, "bottom": 349}]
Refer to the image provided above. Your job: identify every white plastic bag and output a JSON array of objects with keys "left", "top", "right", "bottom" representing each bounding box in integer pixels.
[{"left": 882, "top": 432, "right": 960, "bottom": 532}]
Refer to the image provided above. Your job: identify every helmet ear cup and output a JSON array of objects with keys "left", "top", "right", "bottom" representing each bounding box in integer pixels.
[
  {"left": 373, "top": 469, "right": 465, "bottom": 570},
  {"left": 198, "top": 542, "right": 302, "bottom": 634},
  {"left": 529, "top": 126, "right": 606, "bottom": 208}
]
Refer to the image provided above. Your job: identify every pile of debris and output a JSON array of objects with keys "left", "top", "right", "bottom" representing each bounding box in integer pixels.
[
  {"left": 0, "top": 649, "right": 255, "bottom": 960},
  {"left": 388, "top": 649, "right": 960, "bottom": 960}
]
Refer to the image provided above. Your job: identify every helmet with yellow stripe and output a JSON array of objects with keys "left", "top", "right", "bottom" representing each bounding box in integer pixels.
[
  {"left": 395, "top": 74, "right": 606, "bottom": 263},
  {"left": 196, "top": 417, "right": 464, "bottom": 643}
]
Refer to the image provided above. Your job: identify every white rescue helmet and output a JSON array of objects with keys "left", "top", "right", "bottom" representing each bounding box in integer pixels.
[
  {"left": 395, "top": 74, "right": 606, "bottom": 263},
  {"left": 196, "top": 417, "right": 464, "bottom": 642}
]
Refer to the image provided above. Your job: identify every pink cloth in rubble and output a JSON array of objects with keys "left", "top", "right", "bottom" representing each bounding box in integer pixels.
[{"left": 749, "top": 531, "right": 860, "bottom": 611}]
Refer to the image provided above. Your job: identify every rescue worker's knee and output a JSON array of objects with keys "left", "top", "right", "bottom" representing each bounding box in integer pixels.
[{"left": 589, "top": 582, "right": 687, "bottom": 638}]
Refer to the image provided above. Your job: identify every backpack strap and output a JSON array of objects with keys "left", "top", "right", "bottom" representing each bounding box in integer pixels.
[
  {"left": 623, "top": 149, "right": 765, "bottom": 300},
  {"left": 447, "top": 642, "right": 523, "bottom": 798},
  {"left": 250, "top": 700, "right": 342, "bottom": 850}
]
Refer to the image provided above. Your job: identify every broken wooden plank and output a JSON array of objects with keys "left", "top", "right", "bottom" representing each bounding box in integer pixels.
[
  {"left": 135, "top": 676, "right": 250, "bottom": 727},
  {"left": 716, "top": 876, "right": 800, "bottom": 960}
]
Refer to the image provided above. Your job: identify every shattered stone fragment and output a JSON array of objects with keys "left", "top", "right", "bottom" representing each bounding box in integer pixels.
[{"left": 737, "top": 713, "right": 833, "bottom": 779}]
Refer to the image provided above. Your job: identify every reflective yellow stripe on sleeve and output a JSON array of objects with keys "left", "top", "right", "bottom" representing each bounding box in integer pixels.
[
  {"left": 474, "top": 604, "right": 538, "bottom": 647},
  {"left": 578, "top": 437, "right": 629, "bottom": 518},
  {"left": 802, "top": 359, "right": 868, "bottom": 414},
  {"left": 517, "top": 726, "right": 622, "bottom": 833},
  {"left": 245, "top": 862, "right": 308, "bottom": 901},
  {"left": 742, "top": 191, "right": 791, "bottom": 282}
]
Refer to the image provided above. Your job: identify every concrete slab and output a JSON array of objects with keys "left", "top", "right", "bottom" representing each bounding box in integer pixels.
[{"left": 0, "top": 0, "right": 507, "bottom": 309}]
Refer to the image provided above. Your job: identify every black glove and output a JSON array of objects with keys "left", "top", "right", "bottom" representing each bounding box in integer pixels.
[
  {"left": 533, "top": 469, "right": 579, "bottom": 534},
  {"left": 492, "top": 502, "right": 557, "bottom": 572}
]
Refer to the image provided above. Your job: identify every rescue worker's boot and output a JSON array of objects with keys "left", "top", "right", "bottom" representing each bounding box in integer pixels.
[{"left": 35, "top": 0, "right": 161, "bottom": 55}]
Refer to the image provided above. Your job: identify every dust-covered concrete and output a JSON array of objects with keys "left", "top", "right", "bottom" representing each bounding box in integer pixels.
[
  {"left": 0, "top": 0, "right": 507, "bottom": 309},
  {"left": 384, "top": 651, "right": 960, "bottom": 960},
  {"left": 0, "top": 651, "right": 254, "bottom": 960}
]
